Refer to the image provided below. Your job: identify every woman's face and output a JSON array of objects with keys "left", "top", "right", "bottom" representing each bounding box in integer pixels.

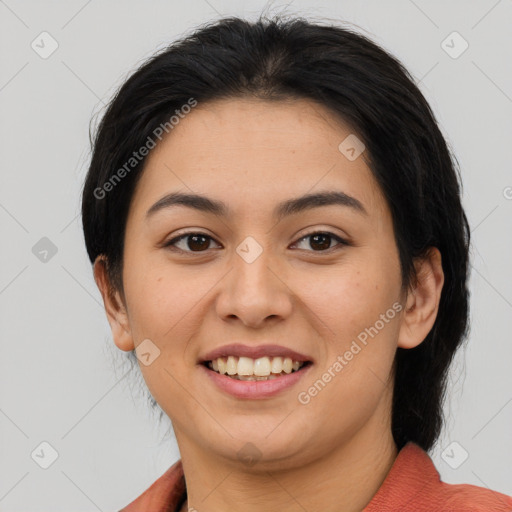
[{"left": 111, "top": 97, "right": 409, "bottom": 468}]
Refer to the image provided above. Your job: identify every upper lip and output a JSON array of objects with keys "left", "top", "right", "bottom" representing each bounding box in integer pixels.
[{"left": 199, "top": 344, "right": 313, "bottom": 363}]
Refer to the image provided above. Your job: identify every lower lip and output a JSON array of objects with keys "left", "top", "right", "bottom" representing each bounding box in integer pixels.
[{"left": 200, "top": 363, "right": 313, "bottom": 399}]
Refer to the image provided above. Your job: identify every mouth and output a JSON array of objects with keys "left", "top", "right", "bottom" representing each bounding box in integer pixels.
[
  {"left": 202, "top": 356, "right": 313, "bottom": 381},
  {"left": 198, "top": 343, "right": 314, "bottom": 398}
]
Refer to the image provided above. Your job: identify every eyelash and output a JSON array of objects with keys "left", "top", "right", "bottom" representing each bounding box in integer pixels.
[{"left": 163, "top": 230, "right": 349, "bottom": 255}]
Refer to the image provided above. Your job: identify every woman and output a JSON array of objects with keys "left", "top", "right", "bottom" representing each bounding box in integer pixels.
[{"left": 81, "top": 15, "right": 512, "bottom": 512}]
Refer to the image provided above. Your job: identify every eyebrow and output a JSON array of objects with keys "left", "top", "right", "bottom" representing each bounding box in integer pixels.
[{"left": 145, "top": 190, "right": 368, "bottom": 221}]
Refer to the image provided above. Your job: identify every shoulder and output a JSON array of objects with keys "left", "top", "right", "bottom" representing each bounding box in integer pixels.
[
  {"left": 118, "top": 459, "right": 186, "bottom": 512},
  {"left": 437, "top": 480, "right": 512, "bottom": 511},
  {"left": 364, "top": 442, "right": 512, "bottom": 511}
]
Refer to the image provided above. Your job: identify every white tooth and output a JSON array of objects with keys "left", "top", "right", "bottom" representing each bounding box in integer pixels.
[
  {"left": 237, "top": 357, "right": 254, "bottom": 375},
  {"left": 292, "top": 361, "right": 301, "bottom": 371},
  {"left": 253, "top": 357, "right": 271, "bottom": 376},
  {"left": 217, "top": 357, "right": 227, "bottom": 374},
  {"left": 271, "top": 356, "right": 283, "bottom": 374},
  {"left": 212, "top": 359, "right": 219, "bottom": 372},
  {"left": 226, "top": 356, "right": 238, "bottom": 375},
  {"left": 283, "top": 357, "right": 293, "bottom": 373}
]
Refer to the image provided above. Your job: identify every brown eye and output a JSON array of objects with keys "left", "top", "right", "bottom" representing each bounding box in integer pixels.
[
  {"left": 293, "top": 231, "right": 347, "bottom": 252},
  {"left": 164, "top": 232, "right": 220, "bottom": 253}
]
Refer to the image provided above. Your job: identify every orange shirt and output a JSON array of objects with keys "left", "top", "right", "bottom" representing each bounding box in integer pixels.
[{"left": 119, "top": 441, "right": 512, "bottom": 511}]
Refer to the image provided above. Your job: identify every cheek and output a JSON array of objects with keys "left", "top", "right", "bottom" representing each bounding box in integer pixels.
[
  {"left": 297, "top": 266, "right": 401, "bottom": 433},
  {"left": 294, "top": 257, "right": 400, "bottom": 344},
  {"left": 123, "top": 255, "right": 203, "bottom": 344},
  {"left": 125, "top": 262, "right": 208, "bottom": 406}
]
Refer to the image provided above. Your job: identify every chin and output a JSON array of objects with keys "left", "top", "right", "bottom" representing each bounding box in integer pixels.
[{"left": 200, "top": 422, "right": 319, "bottom": 470}]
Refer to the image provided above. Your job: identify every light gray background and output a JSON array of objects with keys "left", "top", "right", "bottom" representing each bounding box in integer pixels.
[{"left": 0, "top": 0, "right": 511, "bottom": 510}]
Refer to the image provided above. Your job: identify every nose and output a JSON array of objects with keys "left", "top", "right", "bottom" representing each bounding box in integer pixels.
[{"left": 215, "top": 245, "right": 293, "bottom": 329}]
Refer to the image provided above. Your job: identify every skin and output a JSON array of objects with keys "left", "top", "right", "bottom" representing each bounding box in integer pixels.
[{"left": 94, "top": 97, "right": 444, "bottom": 512}]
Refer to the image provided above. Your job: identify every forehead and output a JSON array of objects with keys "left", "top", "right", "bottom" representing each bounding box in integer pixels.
[{"left": 129, "top": 97, "right": 387, "bottom": 221}]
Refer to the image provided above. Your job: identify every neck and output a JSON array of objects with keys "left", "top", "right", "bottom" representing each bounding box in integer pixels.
[{"left": 175, "top": 414, "right": 398, "bottom": 512}]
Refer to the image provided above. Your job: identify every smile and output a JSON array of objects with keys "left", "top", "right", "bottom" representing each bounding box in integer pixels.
[{"left": 205, "top": 356, "right": 310, "bottom": 381}]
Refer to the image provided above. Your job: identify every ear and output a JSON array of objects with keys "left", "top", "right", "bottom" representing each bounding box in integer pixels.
[
  {"left": 397, "top": 247, "right": 444, "bottom": 349},
  {"left": 93, "top": 256, "right": 134, "bottom": 352}
]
